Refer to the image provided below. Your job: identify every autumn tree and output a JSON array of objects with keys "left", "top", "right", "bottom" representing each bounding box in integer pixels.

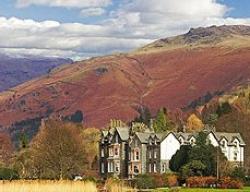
[
  {"left": 186, "top": 114, "right": 204, "bottom": 132},
  {"left": 31, "top": 120, "right": 85, "bottom": 179},
  {"left": 12, "top": 149, "right": 33, "bottom": 179},
  {"left": 81, "top": 128, "right": 100, "bottom": 170},
  {"left": 0, "top": 132, "right": 14, "bottom": 166}
]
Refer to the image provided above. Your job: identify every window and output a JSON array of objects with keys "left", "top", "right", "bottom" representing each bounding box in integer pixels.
[
  {"left": 154, "top": 151, "right": 157, "bottom": 158},
  {"left": 134, "top": 166, "right": 139, "bottom": 174},
  {"left": 153, "top": 163, "right": 157, "bottom": 173},
  {"left": 190, "top": 138, "right": 195, "bottom": 145},
  {"left": 221, "top": 140, "right": 226, "bottom": 148},
  {"left": 114, "top": 147, "right": 119, "bottom": 156},
  {"left": 234, "top": 152, "right": 238, "bottom": 161},
  {"left": 149, "top": 164, "right": 152, "bottom": 173},
  {"left": 108, "top": 162, "right": 113, "bottom": 173},
  {"left": 109, "top": 148, "right": 113, "bottom": 157},
  {"left": 115, "top": 163, "right": 120, "bottom": 172},
  {"left": 154, "top": 139, "right": 157, "bottom": 145},
  {"left": 162, "top": 164, "right": 166, "bottom": 173},
  {"left": 149, "top": 150, "right": 152, "bottom": 159},
  {"left": 111, "top": 162, "right": 114, "bottom": 172},
  {"left": 135, "top": 151, "right": 140, "bottom": 160},
  {"left": 101, "top": 148, "right": 105, "bottom": 157},
  {"left": 101, "top": 163, "right": 105, "bottom": 173}
]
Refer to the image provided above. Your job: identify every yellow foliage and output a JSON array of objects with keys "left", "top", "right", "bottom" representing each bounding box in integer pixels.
[
  {"left": 81, "top": 128, "right": 100, "bottom": 170},
  {"left": 187, "top": 114, "right": 204, "bottom": 132}
]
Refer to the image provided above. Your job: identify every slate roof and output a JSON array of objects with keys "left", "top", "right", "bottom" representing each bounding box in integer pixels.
[
  {"left": 214, "top": 132, "right": 246, "bottom": 146},
  {"left": 135, "top": 132, "right": 152, "bottom": 143},
  {"left": 116, "top": 127, "right": 130, "bottom": 141}
]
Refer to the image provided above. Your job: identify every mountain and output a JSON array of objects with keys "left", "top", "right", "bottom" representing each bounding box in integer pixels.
[
  {"left": 0, "top": 25, "right": 250, "bottom": 132},
  {"left": 0, "top": 54, "right": 73, "bottom": 92}
]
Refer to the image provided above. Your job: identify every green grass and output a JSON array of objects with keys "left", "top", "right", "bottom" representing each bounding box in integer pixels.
[{"left": 153, "top": 187, "right": 250, "bottom": 192}]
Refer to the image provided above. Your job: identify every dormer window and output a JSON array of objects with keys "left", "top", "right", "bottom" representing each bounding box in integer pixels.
[
  {"left": 149, "top": 139, "right": 152, "bottom": 145},
  {"left": 190, "top": 138, "right": 195, "bottom": 145},
  {"left": 179, "top": 137, "right": 184, "bottom": 145},
  {"left": 233, "top": 139, "right": 239, "bottom": 149},
  {"left": 221, "top": 140, "right": 227, "bottom": 148},
  {"left": 154, "top": 139, "right": 157, "bottom": 145}
]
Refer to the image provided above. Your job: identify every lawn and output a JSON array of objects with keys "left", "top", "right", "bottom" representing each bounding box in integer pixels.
[{"left": 154, "top": 187, "right": 250, "bottom": 192}]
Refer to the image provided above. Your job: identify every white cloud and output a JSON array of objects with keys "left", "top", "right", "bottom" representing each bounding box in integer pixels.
[
  {"left": 1, "top": 0, "right": 250, "bottom": 60},
  {"left": 80, "top": 8, "right": 106, "bottom": 17},
  {"left": 0, "top": 17, "right": 151, "bottom": 60},
  {"left": 16, "top": 0, "right": 111, "bottom": 8}
]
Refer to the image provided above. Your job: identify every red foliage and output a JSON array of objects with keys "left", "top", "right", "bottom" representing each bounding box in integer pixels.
[
  {"left": 187, "top": 176, "right": 216, "bottom": 188},
  {"left": 150, "top": 173, "right": 165, "bottom": 188},
  {"left": 219, "top": 177, "right": 243, "bottom": 189}
]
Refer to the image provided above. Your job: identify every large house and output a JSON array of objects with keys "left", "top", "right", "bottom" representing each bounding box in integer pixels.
[{"left": 99, "top": 124, "right": 245, "bottom": 179}]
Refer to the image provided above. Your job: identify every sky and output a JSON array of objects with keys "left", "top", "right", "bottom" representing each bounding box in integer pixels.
[{"left": 0, "top": 0, "right": 249, "bottom": 60}]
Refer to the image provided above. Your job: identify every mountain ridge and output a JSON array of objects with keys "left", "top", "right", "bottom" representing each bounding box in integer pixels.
[
  {"left": 0, "top": 25, "right": 250, "bottom": 130},
  {"left": 0, "top": 54, "right": 73, "bottom": 92}
]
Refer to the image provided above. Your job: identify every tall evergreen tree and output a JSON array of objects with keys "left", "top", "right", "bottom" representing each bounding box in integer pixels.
[{"left": 153, "top": 108, "right": 173, "bottom": 133}]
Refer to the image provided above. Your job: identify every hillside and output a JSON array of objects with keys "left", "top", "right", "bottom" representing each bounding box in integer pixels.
[
  {"left": 0, "top": 25, "right": 250, "bottom": 132},
  {"left": 0, "top": 54, "right": 72, "bottom": 92},
  {"left": 201, "top": 85, "right": 250, "bottom": 173}
]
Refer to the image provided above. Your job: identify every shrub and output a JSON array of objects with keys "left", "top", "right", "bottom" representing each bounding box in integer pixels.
[
  {"left": 167, "top": 174, "right": 178, "bottom": 187},
  {"left": 0, "top": 167, "right": 19, "bottom": 180},
  {"left": 187, "top": 176, "right": 216, "bottom": 188},
  {"left": 134, "top": 174, "right": 155, "bottom": 189},
  {"left": 151, "top": 173, "right": 165, "bottom": 188},
  {"left": 219, "top": 177, "right": 243, "bottom": 189}
]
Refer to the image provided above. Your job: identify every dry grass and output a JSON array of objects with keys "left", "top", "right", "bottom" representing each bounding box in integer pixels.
[
  {"left": 0, "top": 180, "right": 98, "bottom": 192},
  {"left": 0, "top": 180, "right": 136, "bottom": 192}
]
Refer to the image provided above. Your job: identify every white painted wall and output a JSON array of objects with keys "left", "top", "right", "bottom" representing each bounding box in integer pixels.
[
  {"left": 207, "top": 133, "right": 219, "bottom": 147},
  {"left": 160, "top": 133, "right": 180, "bottom": 160}
]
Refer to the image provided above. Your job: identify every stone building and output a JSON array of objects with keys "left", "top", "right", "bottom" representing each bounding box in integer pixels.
[{"left": 99, "top": 124, "right": 245, "bottom": 179}]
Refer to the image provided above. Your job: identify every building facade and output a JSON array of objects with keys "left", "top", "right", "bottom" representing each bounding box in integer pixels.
[{"left": 99, "top": 125, "right": 245, "bottom": 179}]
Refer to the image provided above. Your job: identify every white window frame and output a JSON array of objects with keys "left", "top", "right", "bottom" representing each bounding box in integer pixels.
[
  {"left": 101, "top": 148, "right": 105, "bottom": 157},
  {"left": 149, "top": 164, "right": 152, "bottom": 173},
  {"left": 149, "top": 150, "right": 152, "bottom": 159},
  {"left": 153, "top": 163, "right": 157, "bottom": 173},
  {"left": 101, "top": 163, "right": 105, "bottom": 173},
  {"left": 154, "top": 151, "right": 157, "bottom": 158}
]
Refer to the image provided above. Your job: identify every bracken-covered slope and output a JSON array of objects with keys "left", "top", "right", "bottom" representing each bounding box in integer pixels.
[{"left": 0, "top": 25, "right": 250, "bottom": 129}]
